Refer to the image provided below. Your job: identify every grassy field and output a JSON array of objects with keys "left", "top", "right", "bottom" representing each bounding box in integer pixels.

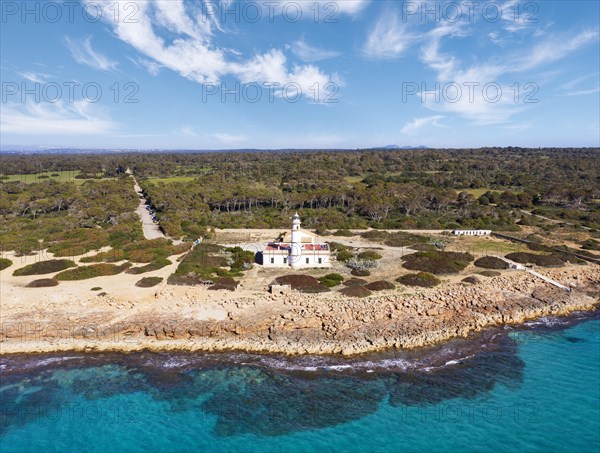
[
  {"left": 0, "top": 171, "right": 111, "bottom": 185},
  {"left": 454, "top": 188, "right": 524, "bottom": 198},
  {"left": 447, "top": 237, "right": 524, "bottom": 255}
]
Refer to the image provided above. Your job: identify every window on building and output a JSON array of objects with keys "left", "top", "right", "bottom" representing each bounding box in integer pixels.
[
  {"left": 283, "top": 258, "right": 287, "bottom": 264},
  {"left": 270, "top": 258, "right": 274, "bottom": 264},
  {"left": 318, "top": 258, "right": 322, "bottom": 264},
  {"left": 306, "top": 258, "right": 309, "bottom": 264}
]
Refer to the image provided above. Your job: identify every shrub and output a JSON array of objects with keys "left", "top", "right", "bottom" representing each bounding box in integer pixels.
[
  {"left": 26, "top": 278, "right": 59, "bottom": 287},
  {"left": 343, "top": 278, "right": 368, "bottom": 287},
  {"left": 13, "top": 259, "right": 77, "bottom": 276},
  {"left": 55, "top": 263, "right": 131, "bottom": 280},
  {"left": 474, "top": 256, "right": 509, "bottom": 270},
  {"left": 396, "top": 272, "right": 441, "bottom": 287},
  {"left": 0, "top": 258, "right": 12, "bottom": 271},
  {"left": 339, "top": 286, "right": 372, "bottom": 298},
  {"left": 478, "top": 270, "right": 501, "bottom": 277},
  {"left": 582, "top": 239, "right": 600, "bottom": 251},
  {"left": 274, "top": 275, "right": 330, "bottom": 293},
  {"left": 336, "top": 250, "right": 354, "bottom": 262},
  {"left": 332, "top": 229, "right": 354, "bottom": 237},
  {"left": 318, "top": 273, "right": 344, "bottom": 287},
  {"left": 358, "top": 251, "right": 383, "bottom": 260},
  {"left": 126, "top": 258, "right": 171, "bottom": 274},
  {"left": 401, "top": 251, "right": 474, "bottom": 275},
  {"left": 328, "top": 242, "right": 350, "bottom": 252},
  {"left": 91, "top": 287, "right": 102, "bottom": 291},
  {"left": 351, "top": 269, "right": 371, "bottom": 277},
  {"left": 208, "top": 277, "right": 238, "bottom": 291},
  {"left": 410, "top": 243, "right": 436, "bottom": 251},
  {"left": 135, "top": 277, "right": 163, "bottom": 288},
  {"left": 364, "top": 280, "right": 395, "bottom": 291},
  {"left": 226, "top": 247, "right": 255, "bottom": 271},
  {"left": 346, "top": 257, "right": 377, "bottom": 272},
  {"left": 505, "top": 252, "right": 565, "bottom": 267},
  {"left": 80, "top": 250, "right": 126, "bottom": 263},
  {"left": 462, "top": 276, "right": 481, "bottom": 285}
]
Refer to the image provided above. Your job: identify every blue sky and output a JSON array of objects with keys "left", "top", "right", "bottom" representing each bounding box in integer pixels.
[{"left": 1, "top": 0, "right": 599, "bottom": 149}]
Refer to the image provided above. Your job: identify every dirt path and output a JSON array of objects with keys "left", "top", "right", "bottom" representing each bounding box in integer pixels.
[{"left": 131, "top": 176, "right": 165, "bottom": 240}]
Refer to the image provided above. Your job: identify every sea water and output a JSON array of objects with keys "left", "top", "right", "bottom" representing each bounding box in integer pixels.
[{"left": 1, "top": 311, "right": 598, "bottom": 453}]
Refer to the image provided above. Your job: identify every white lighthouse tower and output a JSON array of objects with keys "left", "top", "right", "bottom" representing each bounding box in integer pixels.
[
  {"left": 290, "top": 212, "right": 302, "bottom": 268},
  {"left": 261, "top": 212, "right": 331, "bottom": 268}
]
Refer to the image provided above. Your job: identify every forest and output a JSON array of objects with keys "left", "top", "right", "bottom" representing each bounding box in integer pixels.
[{"left": 1, "top": 148, "right": 599, "bottom": 251}]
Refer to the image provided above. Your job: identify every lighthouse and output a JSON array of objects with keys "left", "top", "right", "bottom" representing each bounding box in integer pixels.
[
  {"left": 261, "top": 212, "right": 331, "bottom": 268},
  {"left": 290, "top": 212, "right": 302, "bottom": 268}
]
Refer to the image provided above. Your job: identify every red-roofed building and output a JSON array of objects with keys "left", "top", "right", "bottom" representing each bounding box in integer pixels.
[{"left": 260, "top": 213, "right": 331, "bottom": 268}]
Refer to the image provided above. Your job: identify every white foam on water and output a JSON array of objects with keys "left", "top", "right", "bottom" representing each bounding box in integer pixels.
[{"left": 22, "top": 356, "right": 83, "bottom": 369}]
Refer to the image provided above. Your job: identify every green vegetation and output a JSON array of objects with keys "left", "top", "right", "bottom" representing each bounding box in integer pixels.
[
  {"left": 346, "top": 257, "right": 377, "bottom": 273},
  {"left": 343, "top": 278, "right": 368, "bottom": 287},
  {"left": 26, "top": 278, "right": 59, "bottom": 287},
  {"left": 505, "top": 252, "right": 565, "bottom": 267},
  {"left": 91, "top": 287, "right": 102, "bottom": 291},
  {"left": 146, "top": 176, "right": 197, "bottom": 185},
  {"left": 474, "top": 256, "right": 509, "bottom": 270},
  {"left": 274, "top": 275, "right": 330, "bottom": 293},
  {"left": 208, "top": 277, "right": 239, "bottom": 291},
  {"left": 396, "top": 272, "right": 442, "bottom": 287},
  {"left": 351, "top": 269, "right": 371, "bottom": 277},
  {"left": 0, "top": 177, "right": 141, "bottom": 255},
  {"left": 339, "top": 286, "right": 372, "bottom": 298},
  {"left": 360, "top": 231, "right": 430, "bottom": 247},
  {"left": 13, "top": 259, "right": 76, "bottom": 276},
  {"left": 1, "top": 149, "right": 598, "bottom": 259},
  {"left": 332, "top": 229, "right": 354, "bottom": 237},
  {"left": 126, "top": 257, "right": 172, "bottom": 274},
  {"left": 318, "top": 273, "right": 344, "bottom": 287},
  {"left": 402, "top": 251, "right": 474, "bottom": 275},
  {"left": 135, "top": 277, "right": 163, "bottom": 288},
  {"left": 0, "top": 258, "right": 12, "bottom": 270},
  {"left": 478, "top": 270, "right": 502, "bottom": 277},
  {"left": 168, "top": 243, "right": 252, "bottom": 285},
  {"left": 358, "top": 250, "right": 383, "bottom": 260},
  {"left": 364, "top": 280, "right": 395, "bottom": 291},
  {"left": 582, "top": 239, "right": 600, "bottom": 251},
  {"left": 0, "top": 170, "right": 84, "bottom": 184},
  {"left": 55, "top": 263, "right": 131, "bottom": 281},
  {"left": 462, "top": 276, "right": 481, "bottom": 284}
]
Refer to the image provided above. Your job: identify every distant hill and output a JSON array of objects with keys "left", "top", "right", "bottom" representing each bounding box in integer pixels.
[{"left": 381, "top": 145, "right": 430, "bottom": 150}]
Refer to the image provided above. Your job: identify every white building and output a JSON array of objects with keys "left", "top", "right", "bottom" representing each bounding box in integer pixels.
[
  {"left": 452, "top": 229, "right": 492, "bottom": 236},
  {"left": 261, "top": 213, "right": 331, "bottom": 268}
]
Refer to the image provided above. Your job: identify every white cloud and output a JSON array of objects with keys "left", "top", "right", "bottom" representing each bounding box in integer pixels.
[
  {"left": 88, "top": 0, "right": 338, "bottom": 102},
  {"left": 363, "top": 12, "right": 416, "bottom": 58},
  {"left": 213, "top": 132, "right": 247, "bottom": 144},
  {"left": 179, "top": 125, "right": 198, "bottom": 137},
  {"left": 64, "top": 35, "right": 118, "bottom": 71},
  {"left": 514, "top": 30, "right": 599, "bottom": 72},
  {"left": 401, "top": 115, "right": 445, "bottom": 134},
  {"left": 1, "top": 100, "right": 114, "bottom": 135},
  {"left": 415, "top": 21, "right": 598, "bottom": 124},
  {"left": 130, "top": 56, "right": 163, "bottom": 76},
  {"left": 329, "top": 0, "right": 370, "bottom": 16},
  {"left": 563, "top": 87, "right": 600, "bottom": 96},
  {"left": 292, "top": 39, "right": 340, "bottom": 62},
  {"left": 18, "top": 72, "right": 49, "bottom": 84}
]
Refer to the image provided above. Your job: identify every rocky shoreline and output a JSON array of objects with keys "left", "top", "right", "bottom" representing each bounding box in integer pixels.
[{"left": 1, "top": 266, "right": 598, "bottom": 356}]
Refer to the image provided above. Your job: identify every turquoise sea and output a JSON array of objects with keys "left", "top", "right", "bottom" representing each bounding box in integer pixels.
[{"left": 1, "top": 310, "right": 599, "bottom": 453}]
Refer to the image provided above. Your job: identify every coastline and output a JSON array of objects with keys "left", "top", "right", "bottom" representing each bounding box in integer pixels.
[{"left": 1, "top": 265, "right": 598, "bottom": 357}]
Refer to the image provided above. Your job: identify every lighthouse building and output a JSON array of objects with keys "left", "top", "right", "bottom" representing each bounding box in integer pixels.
[{"left": 261, "top": 213, "right": 331, "bottom": 268}]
